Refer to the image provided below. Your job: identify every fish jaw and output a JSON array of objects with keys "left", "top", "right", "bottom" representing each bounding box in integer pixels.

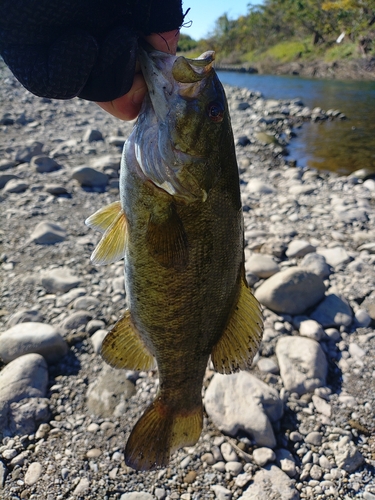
[{"left": 135, "top": 48, "right": 227, "bottom": 203}]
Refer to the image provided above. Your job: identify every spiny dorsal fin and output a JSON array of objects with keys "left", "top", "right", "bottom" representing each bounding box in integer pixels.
[
  {"left": 85, "top": 201, "right": 122, "bottom": 233},
  {"left": 211, "top": 277, "right": 263, "bottom": 374},
  {"left": 89, "top": 207, "right": 127, "bottom": 266},
  {"left": 101, "top": 311, "right": 155, "bottom": 371},
  {"left": 125, "top": 396, "right": 203, "bottom": 471},
  {"left": 146, "top": 204, "right": 188, "bottom": 269}
]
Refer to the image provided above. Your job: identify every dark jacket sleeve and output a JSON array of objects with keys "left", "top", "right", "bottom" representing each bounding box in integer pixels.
[{"left": 0, "top": 0, "right": 183, "bottom": 101}]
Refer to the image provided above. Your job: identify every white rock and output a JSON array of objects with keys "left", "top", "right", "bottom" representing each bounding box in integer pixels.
[
  {"left": 30, "top": 221, "right": 66, "bottom": 244},
  {"left": 317, "top": 246, "right": 351, "bottom": 267},
  {"left": 310, "top": 294, "right": 352, "bottom": 328},
  {"left": 276, "top": 336, "right": 327, "bottom": 395},
  {"left": 41, "top": 267, "right": 81, "bottom": 293},
  {"left": 329, "top": 436, "right": 364, "bottom": 472},
  {"left": 0, "top": 322, "right": 68, "bottom": 363},
  {"left": 355, "top": 309, "right": 372, "bottom": 327},
  {"left": 252, "top": 447, "right": 276, "bottom": 466},
  {"left": 3, "top": 179, "right": 29, "bottom": 193},
  {"left": 247, "top": 178, "right": 275, "bottom": 195},
  {"left": 246, "top": 253, "right": 280, "bottom": 278},
  {"left": 299, "top": 319, "right": 324, "bottom": 341},
  {"left": 312, "top": 395, "right": 331, "bottom": 417},
  {"left": 90, "top": 329, "right": 107, "bottom": 354},
  {"left": 300, "top": 253, "right": 331, "bottom": 278},
  {"left": 25, "top": 462, "right": 43, "bottom": 485},
  {"left": 211, "top": 485, "right": 232, "bottom": 500},
  {"left": 204, "top": 372, "right": 283, "bottom": 448},
  {"left": 286, "top": 239, "right": 315, "bottom": 258},
  {"left": 239, "top": 465, "right": 299, "bottom": 500}
]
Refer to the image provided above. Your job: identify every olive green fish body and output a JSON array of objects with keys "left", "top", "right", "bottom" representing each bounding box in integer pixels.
[{"left": 86, "top": 49, "right": 263, "bottom": 471}]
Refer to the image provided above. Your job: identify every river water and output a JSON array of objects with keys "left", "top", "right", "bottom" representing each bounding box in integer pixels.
[{"left": 218, "top": 71, "right": 375, "bottom": 175}]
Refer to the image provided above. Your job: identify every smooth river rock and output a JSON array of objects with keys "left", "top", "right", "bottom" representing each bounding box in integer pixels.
[
  {"left": 0, "top": 322, "right": 68, "bottom": 363},
  {"left": 254, "top": 267, "right": 326, "bottom": 315},
  {"left": 30, "top": 221, "right": 66, "bottom": 244},
  {"left": 204, "top": 372, "right": 283, "bottom": 448},
  {"left": 41, "top": 267, "right": 81, "bottom": 293},
  {"left": 276, "top": 336, "right": 327, "bottom": 395},
  {"left": 310, "top": 293, "right": 353, "bottom": 327}
]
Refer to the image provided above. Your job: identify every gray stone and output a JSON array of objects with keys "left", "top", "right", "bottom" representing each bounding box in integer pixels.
[
  {"left": 255, "top": 267, "right": 325, "bottom": 315},
  {"left": 300, "top": 253, "right": 331, "bottom": 278},
  {"left": 310, "top": 294, "right": 353, "bottom": 328},
  {"left": 0, "top": 159, "right": 16, "bottom": 171},
  {"left": 0, "top": 322, "right": 68, "bottom": 363},
  {"left": 86, "top": 365, "right": 136, "bottom": 417},
  {"left": 30, "top": 155, "right": 60, "bottom": 173},
  {"left": 30, "top": 221, "right": 66, "bottom": 244},
  {"left": 72, "top": 166, "right": 108, "bottom": 187},
  {"left": 15, "top": 141, "right": 43, "bottom": 162},
  {"left": 289, "top": 184, "right": 316, "bottom": 196},
  {"left": 84, "top": 128, "right": 103, "bottom": 142},
  {"left": 3, "top": 179, "right": 29, "bottom": 193},
  {"left": 7, "top": 309, "right": 44, "bottom": 326},
  {"left": 73, "top": 296, "right": 100, "bottom": 310},
  {"left": 0, "top": 174, "right": 18, "bottom": 189},
  {"left": 239, "top": 465, "right": 299, "bottom": 500},
  {"left": 45, "top": 183, "right": 69, "bottom": 195},
  {"left": 329, "top": 436, "right": 364, "bottom": 472},
  {"left": 211, "top": 485, "right": 232, "bottom": 500},
  {"left": 204, "top": 372, "right": 283, "bottom": 448},
  {"left": 41, "top": 267, "right": 81, "bottom": 293},
  {"left": 253, "top": 447, "right": 276, "bottom": 466},
  {"left": 276, "top": 336, "right": 327, "bottom": 395},
  {"left": 108, "top": 136, "right": 126, "bottom": 147},
  {"left": 60, "top": 311, "right": 93, "bottom": 331},
  {"left": 257, "top": 357, "right": 279, "bottom": 374},
  {"left": 312, "top": 395, "right": 331, "bottom": 417},
  {"left": 275, "top": 449, "right": 297, "bottom": 477},
  {"left": 317, "top": 246, "right": 351, "bottom": 268},
  {"left": 55, "top": 288, "right": 87, "bottom": 307},
  {"left": 305, "top": 431, "right": 323, "bottom": 446},
  {"left": 286, "top": 240, "right": 316, "bottom": 258},
  {"left": 0, "top": 459, "right": 6, "bottom": 488},
  {"left": 0, "top": 354, "right": 48, "bottom": 438},
  {"left": 299, "top": 319, "right": 324, "bottom": 341},
  {"left": 86, "top": 319, "right": 105, "bottom": 335},
  {"left": 8, "top": 398, "right": 50, "bottom": 435},
  {"left": 247, "top": 178, "right": 275, "bottom": 195},
  {"left": 73, "top": 477, "right": 90, "bottom": 496},
  {"left": 91, "top": 154, "right": 121, "bottom": 171},
  {"left": 246, "top": 254, "right": 280, "bottom": 278},
  {"left": 25, "top": 462, "right": 43, "bottom": 486},
  {"left": 354, "top": 309, "right": 372, "bottom": 327}
]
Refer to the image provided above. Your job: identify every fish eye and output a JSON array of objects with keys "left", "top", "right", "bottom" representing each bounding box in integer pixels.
[{"left": 207, "top": 101, "right": 224, "bottom": 123}]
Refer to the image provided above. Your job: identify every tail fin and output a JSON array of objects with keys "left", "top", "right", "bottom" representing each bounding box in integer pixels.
[{"left": 125, "top": 397, "right": 203, "bottom": 471}]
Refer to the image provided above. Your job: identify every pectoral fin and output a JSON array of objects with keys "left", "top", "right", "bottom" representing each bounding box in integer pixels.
[
  {"left": 211, "top": 278, "right": 263, "bottom": 374},
  {"left": 101, "top": 311, "right": 155, "bottom": 371},
  {"left": 146, "top": 204, "right": 188, "bottom": 268},
  {"left": 85, "top": 202, "right": 128, "bottom": 266}
]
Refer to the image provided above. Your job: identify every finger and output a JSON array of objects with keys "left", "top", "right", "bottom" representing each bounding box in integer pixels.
[{"left": 96, "top": 72, "right": 147, "bottom": 121}]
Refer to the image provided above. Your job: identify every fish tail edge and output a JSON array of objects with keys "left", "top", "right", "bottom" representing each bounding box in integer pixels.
[{"left": 125, "top": 397, "right": 203, "bottom": 471}]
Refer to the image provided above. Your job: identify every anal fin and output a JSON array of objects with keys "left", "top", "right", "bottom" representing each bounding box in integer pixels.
[
  {"left": 125, "top": 397, "right": 203, "bottom": 471},
  {"left": 85, "top": 202, "right": 128, "bottom": 266},
  {"left": 146, "top": 204, "right": 188, "bottom": 268},
  {"left": 101, "top": 311, "right": 155, "bottom": 371},
  {"left": 211, "top": 277, "right": 263, "bottom": 374}
]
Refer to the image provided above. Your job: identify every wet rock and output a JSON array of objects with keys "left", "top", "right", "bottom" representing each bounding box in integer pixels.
[
  {"left": 310, "top": 294, "right": 353, "bottom": 327},
  {"left": 255, "top": 267, "right": 325, "bottom": 315},
  {"left": 41, "top": 267, "right": 81, "bottom": 293},
  {"left": 239, "top": 465, "right": 299, "bottom": 500},
  {"left": 30, "top": 221, "right": 66, "bottom": 244},
  {"left": 276, "top": 336, "right": 327, "bottom": 395},
  {"left": 30, "top": 155, "right": 60, "bottom": 173},
  {"left": 86, "top": 365, "right": 136, "bottom": 417},
  {"left": 204, "top": 372, "right": 283, "bottom": 448},
  {"left": 0, "top": 354, "right": 48, "bottom": 438},
  {"left": 0, "top": 322, "right": 68, "bottom": 363},
  {"left": 72, "top": 166, "right": 108, "bottom": 187}
]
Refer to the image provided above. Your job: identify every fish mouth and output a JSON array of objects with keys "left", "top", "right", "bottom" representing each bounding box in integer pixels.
[{"left": 134, "top": 48, "right": 215, "bottom": 203}]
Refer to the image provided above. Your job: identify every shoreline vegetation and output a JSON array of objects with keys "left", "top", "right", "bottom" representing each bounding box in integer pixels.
[{"left": 179, "top": 0, "right": 375, "bottom": 81}]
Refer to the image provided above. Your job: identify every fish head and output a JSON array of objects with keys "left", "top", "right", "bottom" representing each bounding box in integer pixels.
[{"left": 135, "top": 48, "right": 232, "bottom": 203}]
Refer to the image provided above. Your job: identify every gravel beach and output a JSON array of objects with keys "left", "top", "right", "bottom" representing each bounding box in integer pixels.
[{"left": 0, "top": 61, "right": 374, "bottom": 500}]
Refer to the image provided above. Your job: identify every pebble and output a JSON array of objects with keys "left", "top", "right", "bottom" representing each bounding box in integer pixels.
[
  {"left": 60, "top": 310, "right": 93, "bottom": 331},
  {"left": 30, "top": 155, "right": 60, "bottom": 173},
  {"left": 239, "top": 465, "right": 299, "bottom": 499},
  {"left": 298, "top": 319, "right": 324, "bottom": 341},
  {"left": 221, "top": 442, "right": 238, "bottom": 462},
  {"left": 300, "top": 253, "right": 331, "bottom": 278},
  {"left": 211, "top": 485, "right": 232, "bottom": 500},
  {"left": 7, "top": 309, "right": 44, "bottom": 326},
  {"left": 317, "top": 246, "right": 351, "bottom": 267},
  {"left": 30, "top": 221, "right": 66, "bottom": 244},
  {"left": 305, "top": 431, "right": 323, "bottom": 446},
  {"left": 225, "top": 461, "right": 243, "bottom": 476},
  {"left": 310, "top": 293, "right": 353, "bottom": 327},
  {"left": 3, "top": 179, "right": 29, "bottom": 193},
  {"left": 0, "top": 460, "right": 6, "bottom": 487},
  {"left": 286, "top": 239, "right": 315, "bottom": 258},
  {"left": 73, "top": 477, "right": 90, "bottom": 496},
  {"left": 0, "top": 174, "right": 18, "bottom": 189},
  {"left": 255, "top": 267, "right": 325, "bottom": 314},
  {"left": 0, "top": 322, "right": 68, "bottom": 363},
  {"left": 72, "top": 166, "right": 108, "bottom": 187},
  {"left": 41, "top": 268, "right": 81, "bottom": 294},
  {"left": 257, "top": 357, "right": 279, "bottom": 374},
  {"left": 24, "top": 462, "right": 42, "bottom": 486},
  {"left": 205, "top": 372, "right": 283, "bottom": 448},
  {"left": 14, "top": 140, "right": 43, "bottom": 162},
  {"left": 329, "top": 436, "right": 364, "bottom": 472},
  {"left": 90, "top": 329, "right": 107, "bottom": 354},
  {"left": 312, "top": 394, "right": 331, "bottom": 416},
  {"left": 246, "top": 253, "right": 280, "bottom": 278},
  {"left": 276, "top": 336, "right": 327, "bottom": 395},
  {"left": 83, "top": 128, "right": 103, "bottom": 142},
  {"left": 252, "top": 447, "right": 276, "bottom": 466}
]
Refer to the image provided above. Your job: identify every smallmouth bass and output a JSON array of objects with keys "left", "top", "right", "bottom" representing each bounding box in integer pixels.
[{"left": 86, "top": 48, "right": 263, "bottom": 471}]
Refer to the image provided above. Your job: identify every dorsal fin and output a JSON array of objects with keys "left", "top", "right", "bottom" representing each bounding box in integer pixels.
[{"left": 211, "top": 275, "right": 263, "bottom": 373}]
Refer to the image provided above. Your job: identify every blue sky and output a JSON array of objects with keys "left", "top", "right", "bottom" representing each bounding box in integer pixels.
[{"left": 180, "top": 0, "right": 261, "bottom": 40}]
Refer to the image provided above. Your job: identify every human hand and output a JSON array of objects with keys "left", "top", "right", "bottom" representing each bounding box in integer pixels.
[{"left": 96, "top": 29, "right": 180, "bottom": 121}]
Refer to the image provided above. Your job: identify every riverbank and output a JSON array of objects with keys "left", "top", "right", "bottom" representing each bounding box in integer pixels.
[
  {"left": 216, "top": 55, "right": 375, "bottom": 81},
  {"left": 0, "top": 65, "right": 375, "bottom": 499}
]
